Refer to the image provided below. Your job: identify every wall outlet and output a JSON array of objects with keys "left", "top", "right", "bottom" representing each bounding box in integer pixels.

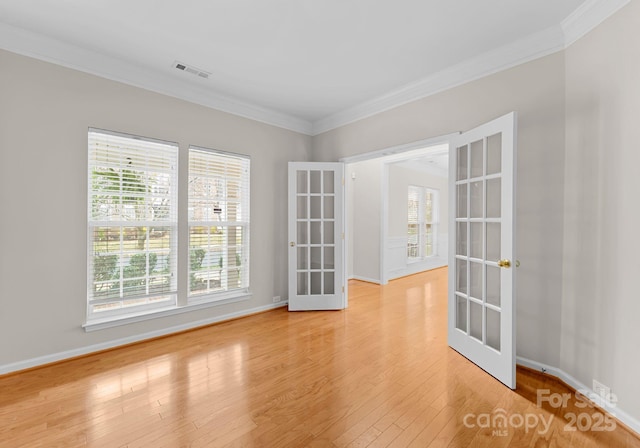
[
  {"left": 273, "top": 295, "right": 281, "bottom": 303},
  {"left": 593, "top": 379, "right": 610, "bottom": 400}
]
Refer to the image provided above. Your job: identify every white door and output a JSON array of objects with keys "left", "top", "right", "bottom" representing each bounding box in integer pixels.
[
  {"left": 288, "top": 162, "right": 345, "bottom": 310},
  {"left": 448, "top": 112, "right": 517, "bottom": 388}
]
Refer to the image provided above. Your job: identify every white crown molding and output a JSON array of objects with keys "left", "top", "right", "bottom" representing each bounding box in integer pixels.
[
  {"left": 0, "top": 0, "right": 630, "bottom": 137},
  {"left": 562, "top": 0, "right": 630, "bottom": 47},
  {"left": 311, "top": 25, "right": 566, "bottom": 135},
  {"left": 0, "top": 22, "right": 313, "bottom": 135},
  {"left": 312, "top": 0, "right": 631, "bottom": 135}
]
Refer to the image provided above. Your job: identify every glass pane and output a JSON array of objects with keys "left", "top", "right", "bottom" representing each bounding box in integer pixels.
[
  {"left": 456, "top": 258, "right": 467, "bottom": 295},
  {"left": 470, "top": 181, "right": 483, "bottom": 218},
  {"left": 425, "top": 192, "right": 433, "bottom": 221},
  {"left": 408, "top": 224, "right": 418, "bottom": 258},
  {"left": 297, "top": 170, "right": 307, "bottom": 193},
  {"left": 310, "top": 196, "right": 321, "bottom": 219},
  {"left": 487, "top": 133, "right": 502, "bottom": 175},
  {"left": 310, "top": 247, "right": 321, "bottom": 270},
  {"left": 92, "top": 228, "right": 121, "bottom": 300},
  {"left": 227, "top": 269, "right": 241, "bottom": 290},
  {"left": 297, "top": 221, "right": 308, "bottom": 244},
  {"left": 470, "top": 261, "right": 482, "bottom": 300},
  {"left": 323, "top": 171, "right": 334, "bottom": 194},
  {"left": 456, "top": 222, "right": 467, "bottom": 256},
  {"left": 324, "top": 196, "right": 335, "bottom": 219},
  {"left": 470, "top": 140, "right": 483, "bottom": 178},
  {"left": 486, "top": 265, "right": 501, "bottom": 307},
  {"left": 486, "top": 223, "right": 501, "bottom": 262},
  {"left": 424, "top": 224, "right": 434, "bottom": 257},
  {"left": 487, "top": 308, "right": 501, "bottom": 351},
  {"left": 297, "top": 272, "right": 308, "bottom": 295},
  {"left": 457, "top": 145, "right": 468, "bottom": 181},
  {"left": 470, "top": 222, "right": 483, "bottom": 259},
  {"left": 487, "top": 178, "right": 501, "bottom": 218},
  {"left": 457, "top": 184, "right": 468, "bottom": 218},
  {"left": 324, "top": 272, "right": 335, "bottom": 294},
  {"left": 310, "top": 222, "right": 321, "bottom": 244},
  {"left": 324, "top": 221, "right": 335, "bottom": 244},
  {"left": 310, "top": 171, "right": 321, "bottom": 194},
  {"left": 470, "top": 301, "right": 483, "bottom": 341},
  {"left": 311, "top": 272, "right": 321, "bottom": 295},
  {"left": 297, "top": 196, "right": 307, "bottom": 219},
  {"left": 297, "top": 247, "right": 308, "bottom": 270},
  {"left": 324, "top": 247, "right": 334, "bottom": 269},
  {"left": 456, "top": 296, "right": 467, "bottom": 332}
]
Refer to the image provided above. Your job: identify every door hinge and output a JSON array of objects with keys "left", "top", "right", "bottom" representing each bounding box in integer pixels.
[
  {"left": 342, "top": 177, "right": 345, "bottom": 186},
  {"left": 342, "top": 286, "right": 345, "bottom": 293},
  {"left": 342, "top": 232, "right": 345, "bottom": 240}
]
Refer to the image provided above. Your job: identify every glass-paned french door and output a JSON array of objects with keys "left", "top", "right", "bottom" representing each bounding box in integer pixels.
[
  {"left": 448, "top": 112, "right": 517, "bottom": 389},
  {"left": 288, "top": 162, "right": 345, "bottom": 310}
]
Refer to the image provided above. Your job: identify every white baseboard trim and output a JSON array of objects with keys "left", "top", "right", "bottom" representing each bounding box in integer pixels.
[
  {"left": 517, "top": 356, "right": 640, "bottom": 435},
  {"left": 388, "top": 258, "right": 447, "bottom": 281},
  {"left": 350, "top": 275, "right": 381, "bottom": 284},
  {"left": 0, "top": 301, "right": 288, "bottom": 376}
]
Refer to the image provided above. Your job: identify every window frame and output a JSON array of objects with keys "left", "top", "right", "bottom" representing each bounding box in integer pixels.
[
  {"left": 87, "top": 128, "right": 179, "bottom": 323},
  {"left": 85, "top": 129, "right": 252, "bottom": 330},
  {"left": 187, "top": 145, "right": 251, "bottom": 304}
]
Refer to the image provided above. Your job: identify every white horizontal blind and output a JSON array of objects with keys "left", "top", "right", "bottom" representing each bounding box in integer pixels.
[
  {"left": 188, "top": 146, "right": 250, "bottom": 300},
  {"left": 88, "top": 129, "right": 178, "bottom": 319},
  {"left": 407, "top": 186, "right": 420, "bottom": 259},
  {"left": 424, "top": 188, "right": 439, "bottom": 257},
  {"left": 407, "top": 185, "right": 439, "bottom": 260}
]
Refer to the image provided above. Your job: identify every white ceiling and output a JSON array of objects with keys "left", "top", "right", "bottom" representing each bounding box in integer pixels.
[{"left": 0, "top": 0, "right": 627, "bottom": 134}]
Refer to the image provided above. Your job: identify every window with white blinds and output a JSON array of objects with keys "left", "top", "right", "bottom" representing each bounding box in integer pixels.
[
  {"left": 407, "top": 185, "right": 439, "bottom": 260},
  {"left": 188, "top": 146, "right": 250, "bottom": 301},
  {"left": 88, "top": 129, "right": 178, "bottom": 320}
]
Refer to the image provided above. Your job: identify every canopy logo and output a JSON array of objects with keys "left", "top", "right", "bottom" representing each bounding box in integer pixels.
[
  {"left": 462, "top": 388, "right": 617, "bottom": 437},
  {"left": 463, "top": 408, "right": 553, "bottom": 437}
]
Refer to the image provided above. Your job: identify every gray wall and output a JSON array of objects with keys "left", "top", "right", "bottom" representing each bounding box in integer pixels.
[
  {"left": 0, "top": 49, "right": 311, "bottom": 368},
  {"left": 314, "top": 52, "right": 567, "bottom": 369},
  {"left": 314, "top": 2, "right": 640, "bottom": 424},
  {"left": 346, "top": 159, "right": 382, "bottom": 282},
  {"left": 563, "top": 0, "right": 640, "bottom": 419}
]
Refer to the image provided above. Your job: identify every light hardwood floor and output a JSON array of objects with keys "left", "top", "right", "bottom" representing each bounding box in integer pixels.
[{"left": 1, "top": 268, "right": 638, "bottom": 447}]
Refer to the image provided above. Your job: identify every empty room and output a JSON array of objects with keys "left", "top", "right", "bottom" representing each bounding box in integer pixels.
[{"left": 1, "top": 1, "right": 639, "bottom": 446}]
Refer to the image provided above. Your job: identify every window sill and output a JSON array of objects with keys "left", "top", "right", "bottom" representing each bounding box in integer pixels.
[{"left": 83, "top": 291, "right": 252, "bottom": 332}]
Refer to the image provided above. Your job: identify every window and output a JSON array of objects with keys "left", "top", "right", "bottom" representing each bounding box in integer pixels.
[
  {"left": 408, "top": 186, "right": 439, "bottom": 260},
  {"left": 88, "top": 129, "right": 178, "bottom": 320},
  {"left": 188, "top": 147, "right": 250, "bottom": 301},
  {"left": 87, "top": 130, "right": 251, "bottom": 327}
]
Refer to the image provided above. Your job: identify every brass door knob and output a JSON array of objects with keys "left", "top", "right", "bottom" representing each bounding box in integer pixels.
[
  {"left": 290, "top": 242, "right": 295, "bottom": 247},
  {"left": 497, "top": 259, "right": 511, "bottom": 268}
]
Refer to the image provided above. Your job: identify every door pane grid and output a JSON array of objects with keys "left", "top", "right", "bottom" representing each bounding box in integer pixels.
[
  {"left": 295, "top": 169, "right": 337, "bottom": 297},
  {"left": 448, "top": 114, "right": 514, "bottom": 389},
  {"left": 455, "top": 136, "right": 504, "bottom": 348}
]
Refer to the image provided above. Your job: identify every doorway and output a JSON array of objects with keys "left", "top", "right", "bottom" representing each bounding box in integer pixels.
[{"left": 341, "top": 136, "right": 454, "bottom": 285}]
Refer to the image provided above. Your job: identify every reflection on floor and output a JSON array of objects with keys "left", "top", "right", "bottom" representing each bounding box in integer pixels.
[{"left": 1, "top": 268, "right": 638, "bottom": 447}]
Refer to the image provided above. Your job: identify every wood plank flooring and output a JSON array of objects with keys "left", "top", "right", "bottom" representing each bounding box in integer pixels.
[{"left": 1, "top": 268, "right": 638, "bottom": 447}]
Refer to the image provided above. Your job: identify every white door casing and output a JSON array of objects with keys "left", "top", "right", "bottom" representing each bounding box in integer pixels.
[
  {"left": 448, "top": 112, "right": 517, "bottom": 388},
  {"left": 288, "top": 162, "right": 346, "bottom": 310}
]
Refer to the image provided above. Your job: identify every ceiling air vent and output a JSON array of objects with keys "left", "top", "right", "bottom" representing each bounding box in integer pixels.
[{"left": 173, "top": 61, "right": 210, "bottom": 79}]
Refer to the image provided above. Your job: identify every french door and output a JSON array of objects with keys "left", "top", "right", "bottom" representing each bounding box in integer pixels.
[
  {"left": 448, "top": 112, "right": 517, "bottom": 388},
  {"left": 288, "top": 162, "right": 345, "bottom": 310}
]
